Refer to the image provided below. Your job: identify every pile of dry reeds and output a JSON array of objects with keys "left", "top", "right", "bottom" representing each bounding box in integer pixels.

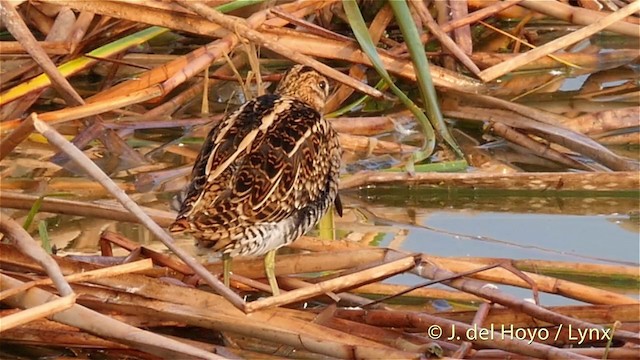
[{"left": 1, "top": 0, "right": 639, "bottom": 359}]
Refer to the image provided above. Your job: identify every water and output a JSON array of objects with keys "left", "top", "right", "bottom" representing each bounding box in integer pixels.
[{"left": 346, "top": 187, "right": 639, "bottom": 305}]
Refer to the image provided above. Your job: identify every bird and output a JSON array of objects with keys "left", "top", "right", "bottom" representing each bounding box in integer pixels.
[{"left": 169, "top": 64, "right": 342, "bottom": 296}]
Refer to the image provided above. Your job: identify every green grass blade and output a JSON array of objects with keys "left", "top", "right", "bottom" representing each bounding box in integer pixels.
[
  {"left": 383, "top": 159, "right": 468, "bottom": 173},
  {"left": 343, "top": 0, "right": 435, "bottom": 165},
  {"left": 215, "top": 0, "right": 265, "bottom": 13},
  {"left": 0, "top": 26, "right": 169, "bottom": 105},
  {"left": 22, "top": 193, "right": 74, "bottom": 230},
  {"left": 326, "top": 78, "right": 389, "bottom": 118},
  {"left": 38, "top": 220, "right": 52, "bottom": 254},
  {"left": 22, "top": 195, "right": 46, "bottom": 230},
  {"left": 388, "top": 0, "right": 465, "bottom": 160}
]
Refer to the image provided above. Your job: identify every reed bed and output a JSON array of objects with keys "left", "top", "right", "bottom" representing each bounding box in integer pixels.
[{"left": 0, "top": 0, "right": 638, "bottom": 359}]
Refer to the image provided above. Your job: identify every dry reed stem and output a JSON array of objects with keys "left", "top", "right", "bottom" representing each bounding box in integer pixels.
[
  {"left": 411, "top": 0, "right": 481, "bottom": 76},
  {"left": 100, "top": 231, "right": 195, "bottom": 275},
  {"left": 0, "top": 274, "right": 225, "bottom": 359},
  {"left": 0, "top": 259, "right": 152, "bottom": 301},
  {"left": 0, "top": 312, "right": 130, "bottom": 350},
  {"left": 0, "top": 239, "right": 389, "bottom": 284},
  {"left": 141, "top": 54, "right": 247, "bottom": 120},
  {"left": 27, "top": 252, "right": 422, "bottom": 359},
  {"left": 177, "top": 1, "right": 384, "bottom": 99},
  {"left": 261, "top": 27, "right": 482, "bottom": 91},
  {"left": 460, "top": 257, "right": 639, "bottom": 281},
  {"left": 0, "top": 293, "right": 77, "bottom": 332},
  {"left": 0, "top": 40, "right": 69, "bottom": 54},
  {"left": 335, "top": 308, "right": 592, "bottom": 359},
  {"left": 441, "top": 303, "right": 639, "bottom": 331},
  {"left": 0, "top": 114, "right": 32, "bottom": 161},
  {"left": 339, "top": 132, "right": 418, "bottom": 154},
  {"left": 86, "top": 297, "right": 422, "bottom": 359},
  {"left": 424, "top": 256, "right": 638, "bottom": 305},
  {"left": 330, "top": 111, "right": 414, "bottom": 136},
  {"left": 244, "top": 255, "right": 416, "bottom": 312},
  {"left": 414, "top": 258, "right": 640, "bottom": 344},
  {"left": 340, "top": 170, "right": 640, "bottom": 191},
  {"left": 558, "top": 107, "right": 640, "bottom": 136},
  {"left": 276, "top": 276, "right": 345, "bottom": 303},
  {"left": 489, "top": 122, "right": 593, "bottom": 170},
  {"left": 450, "top": 0, "right": 472, "bottom": 55},
  {"left": 326, "top": 3, "right": 393, "bottom": 112},
  {"left": 42, "top": 0, "right": 229, "bottom": 37},
  {"left": 0, "top": 177, "right": 135, "bottom": 195},
  {"left": 391, "top": 0, "right": 527, "bottom": 55},
  {"left": 206, "top": 248, "right": 392, "bottom": 279},
  {"left": 81, "top": 0, "right": 336, "bottom": 104},
  {"left": 474, "top": 347, "right": 639, "bottom": 359},
  {"left": 472, "top": 49, "right": 640, "bottom": 71},
  {"left": 453, "top": 302, "right": 492, "bottom": 358},
  {"left": 0, "top": 215, "right": 73, "bottom": 297},
  {"left": 0, "top": 86, "right": 163, "bottom": 132},
  {"left": 309, "top": 311, "right": 434, "bottom": 351},
  {"left": 32, "top": 116, "right": 247, "bottom": 311},
  {"left": 520, "top": 0, "right": 640, "bottom": 33},
  {"left": 0, "top": 1, "right": 83, "bottom": 106},
  {"left": 353, "top": 282, "right": 483, "bottom": 303},
  {"left": 0, "top": 191, "right": 176, "bottom": 227},
  {"left": 479, "top": 1, "right": 640, "bottom": 81},
  {"left": 443, "top": 102, "right": 636, "bottom": 171}
]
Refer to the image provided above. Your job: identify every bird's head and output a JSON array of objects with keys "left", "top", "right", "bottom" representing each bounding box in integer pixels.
[{"left": 275, "top": 65, "right": 330, "bottom": 113}]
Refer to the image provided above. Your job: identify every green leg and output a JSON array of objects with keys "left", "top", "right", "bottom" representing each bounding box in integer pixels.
[
  {"left": 222, "top": 253, "right": 231, "bottom": 288},
  {"left": 264, "top": 249, "right": 280, "bottom": 296}
]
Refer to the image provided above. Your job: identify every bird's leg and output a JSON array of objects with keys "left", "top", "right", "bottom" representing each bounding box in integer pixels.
[
  {"left": 222, "top": 253, "right": 231, "bottom": 288},
  {"left": 264, "top": 249, "right": 280, "bottom": 296}
]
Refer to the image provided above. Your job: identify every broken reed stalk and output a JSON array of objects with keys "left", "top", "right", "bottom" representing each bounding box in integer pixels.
[
  {"left": 30, "top": 116, "right": 247, "bottom": 311},
  {"left": 452, "top": 302, "right": 492, "bottom": 358},
  {"left": 0, "top": 259, "right": 153, "bottom": 301},
  {"left": 424, "top": 255, "right": 638, "bottom": 305},
  {"left": 0, "top": 294, "right": 77, "bottom": 332},
  {"left": 244, "top": 254, "right": 416, "bottom": 312},
  {"left": 488, "top": 122, "right": 593, "bottom": 171},
  {"left": 0, "top": 274, "right": 225, "bottom": 359},
  {"left": 334, "top": 308, "right": 593, "bottom": 360},
  {"left": 479, "top": 1, "right": 640, "bottom": 81},
  {"left": 439, "top": 303, "right": 639, "bottom": 329},
  {"left": 1, "top": 243, "right": 422, "bottom": 359},
  {"left": 414, "top": 258, "right": 640, "bottom": 344}
]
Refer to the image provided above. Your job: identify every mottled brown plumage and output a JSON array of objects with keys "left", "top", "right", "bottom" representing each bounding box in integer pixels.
[{"left": 169, "top": 65, "right": 341, "bottom": 293}]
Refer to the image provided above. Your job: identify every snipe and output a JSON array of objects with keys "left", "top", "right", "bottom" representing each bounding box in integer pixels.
[{"left": 170, "top": 65, "right": 342, "bottom": 295}]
